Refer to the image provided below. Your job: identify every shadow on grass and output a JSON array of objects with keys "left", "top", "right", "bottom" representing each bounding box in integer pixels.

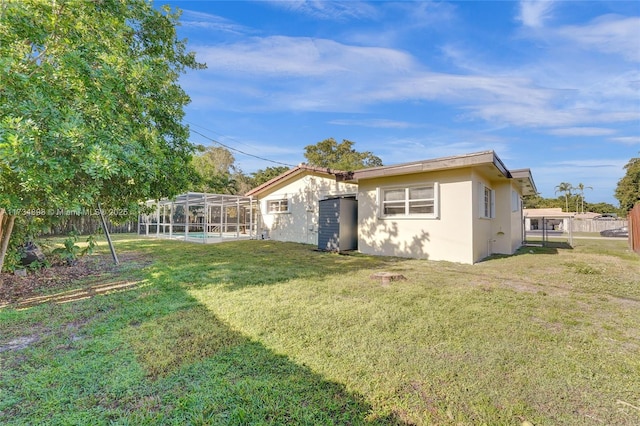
[
  {"left": 523, "top": 241, "right": 573, "bottom": 250},
  {"left": 480, "top": 242, "right": 572, "bottom": 262},
  {"left": 125, "top": 305, "right": 406, "bottom": 425},
  {"left": 0, "top": 256, "right": 407, "bottom": 425}
]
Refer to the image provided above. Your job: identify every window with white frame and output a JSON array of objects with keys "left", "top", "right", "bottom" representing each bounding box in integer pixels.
[
  {"left": 479, "top": 183, "right": 495, "bottom": 218},
  {"left": 380, "top": 184, "right": 437, "bottom": 218},
  {"left": 266, "top": 199, "right": 289, "bottom": 213},
  {"left": 511, "top": 190, "right": 520, "bottom": 212}
]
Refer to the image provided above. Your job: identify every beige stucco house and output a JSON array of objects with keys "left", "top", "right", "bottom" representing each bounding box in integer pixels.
[
  {"left": 245, "top": 165, "right": 358, "bottom": 245},
  {"left": 246, "top": 151, "right": 536, "bottom": 264},
  {"left": 340, "top": 151, "right": 536, "bottom": 263}
]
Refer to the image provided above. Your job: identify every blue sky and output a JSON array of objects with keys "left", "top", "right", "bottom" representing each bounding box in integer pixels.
[{"left": 165, "top": 1, "right": 639, "bottom": 205}]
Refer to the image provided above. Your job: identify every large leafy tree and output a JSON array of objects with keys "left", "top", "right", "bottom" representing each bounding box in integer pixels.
[
  {"left": 0, "top": 0, "right": 204, "bottom": 270},
  {"left": 249, "top": 166, "right": 290, "bottom": 188},
  {"left": 615, "top": 155, "right": 640, "bottom": 212},
  {"left": 304, "top": 138, "right": 383, "bottom": 171},
  {"left": 190, "top": 146, "right": 238, "bottom": 194},
  {"left": 522, "top": 194, "right": 563, "bottom": 210},
  {"left": 586, "top": 202, "right": 620, "bottom": 215}
]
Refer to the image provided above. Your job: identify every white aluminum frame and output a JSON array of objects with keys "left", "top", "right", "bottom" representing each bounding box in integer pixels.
[{"left": 139, "top": 192, "right": 257, "bottom": 243}]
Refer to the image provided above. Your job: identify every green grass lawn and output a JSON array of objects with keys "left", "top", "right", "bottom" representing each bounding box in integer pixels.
[{"left": 1, "top": 235, "right": 639, "bottom": 425}]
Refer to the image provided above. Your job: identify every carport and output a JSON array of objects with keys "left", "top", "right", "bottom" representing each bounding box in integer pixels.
[{"left": 523, "top": 208, "right": 574, "bottom": 247}]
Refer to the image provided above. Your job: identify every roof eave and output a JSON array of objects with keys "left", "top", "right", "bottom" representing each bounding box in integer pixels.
[
  {"left": 349, "top": 150, "right": 509, "bottom": 181},
  {"left": 510, "top": 168, "right": 538, "bottom": 196}
]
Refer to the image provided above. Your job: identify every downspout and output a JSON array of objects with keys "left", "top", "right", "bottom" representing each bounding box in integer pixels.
[{"left": 521, "top": 200, "right": 525, "bottom": 245}]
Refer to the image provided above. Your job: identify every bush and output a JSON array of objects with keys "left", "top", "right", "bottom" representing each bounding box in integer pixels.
[{"left": 51, "top": 231, "right": 97, "bottom": 266}]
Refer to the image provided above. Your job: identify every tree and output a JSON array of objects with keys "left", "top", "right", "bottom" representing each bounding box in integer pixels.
[
  {"left": 522, "top": 194, "right": 563, "bottom": 210},
  {"left": 191, "top": 146, "right": 238, "bottom": 194},
  {"left": 575, "top": 183, "right": 592, "bottom": 214},
  {"left": 232, "top": 170, "right": 254, "bottom": 196},
  {"left": 554, "top": 182, "right": 573, "bottom": 213},
  {"left": 304, "top": 138, "right": 383, "bottom": 171},
  {"left": 0, "top": 1, "right": 204, "bottom": 271},
  {"left": 615, "top": 155, "right": 640, "bottom": 213},
  {"left": 585, "top": 202, "right": 620, "bottom": 216},
  {"left": 250, "top": 166, "right": 291, "bottom": 188}
]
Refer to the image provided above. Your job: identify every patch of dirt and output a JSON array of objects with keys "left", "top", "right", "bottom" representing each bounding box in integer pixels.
[
  {"left": 0, "top": 336, "right": 39, "bottom": 353},
  {"left": 0, "top": 253, "right": 151, "bottom": 306}
]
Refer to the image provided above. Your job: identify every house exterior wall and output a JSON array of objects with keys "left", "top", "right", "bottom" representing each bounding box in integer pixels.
[
  {"left": 358, "top": 167, "right": 525, "bottom": 264},
  {"left": 471, "top": 170, "right": 492, "bottom": 262},
  {"left": 490, "top": 181, "right": 523, "bottom": 256},
  {"left": 471, "top": 171, "right": 525, "bottom": 261},
  {"left": 510, "top": 184, "right": 525, "bottom": 253},
  {"left": 254, "top": 172, "right": 357, "bottom": 245},
  {"left": 357, "top": 168, "right": 475, "bottom": 263}
]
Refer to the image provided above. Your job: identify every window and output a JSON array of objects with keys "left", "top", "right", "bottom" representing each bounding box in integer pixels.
[
  {"left": 267, "top": 199, "right": 289, "bottom": 213},
  {"left": 380, "top": 184, "right": 437, "bottom": 218},
  {"left": 511, "top": 190, "right": 520, "bottom": 212},
  {"left": 479, "top": 183, "right": 495, "bottom": 218}
]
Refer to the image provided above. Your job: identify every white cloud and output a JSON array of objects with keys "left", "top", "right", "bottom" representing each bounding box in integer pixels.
[
  {"left": 517, "top": 0, "right": 555, "bottom": 28},
  {"left": 548, "top": 127, "right": 616, "bottom": 136},
  {"left": 377, "top": 138, "right": 511, "bottom": 167},
  {"left": 380, "top": 73, "right": 553, "bottom": 107},
  {"left": 264, "top": 0, "right": 378, "bottom": 21},
  {"left": 551, "top": 159, "right": 623, "bottom": 168},
  {"left": 384, "top": 1, "right": 457, "bottom": 29},
  {"left": 610, "top": 136, "right": 640, "bottom": 145},
  {"left": 186, "top": 26, "right": 638, "bottom": 129},
  {"left": 194, "top": 36, "right": 416, "bottom": 77},
  {"left": 556, "top": 15, "right": 640, "bottom": 62},
  {"left": 180, "top": 10, "right": 251, "bottom": 35},
  {"left": 328, "top": 119, "right": 415, "bottom": 129}
]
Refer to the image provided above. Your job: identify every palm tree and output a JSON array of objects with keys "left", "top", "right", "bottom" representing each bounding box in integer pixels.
[
  {"left": 555, "top": 182, "right": 573, "bottom": 212},
  {"left": 576, "top": 183, "right": 593, "bottom": 214}
]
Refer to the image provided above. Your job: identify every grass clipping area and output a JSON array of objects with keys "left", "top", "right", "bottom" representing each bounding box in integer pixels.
[{"left": 1, "top": 235, "right": 639, "bottom": 425}]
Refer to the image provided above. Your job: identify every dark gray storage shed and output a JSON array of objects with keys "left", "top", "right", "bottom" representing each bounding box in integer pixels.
[{"left": 318, "top": 196, "right": 358, "bottom": 252}]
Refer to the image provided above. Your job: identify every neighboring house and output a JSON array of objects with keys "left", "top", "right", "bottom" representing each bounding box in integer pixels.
[
  {"left": 525, "top": 209, "right": 627, "bottom": 234},
  {"left": 246, "top": 151, "right": 536, "bottom": 264},
  {"left": 245, "top": 165, "right": 358, "bottom": 245},
  {"left": 523, "top": 208, "right": 574, "bottom": 232},
  {"left": 574, "top": 212, "right": 602, "bottom": 221}
]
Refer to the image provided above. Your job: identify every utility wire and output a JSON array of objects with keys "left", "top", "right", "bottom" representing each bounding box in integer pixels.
[
  {"left": 186, "top": 120, "right": 259, "bottom": 152},
  {"left": 189, "top": 127, "right": 296, "bottom": 168}
]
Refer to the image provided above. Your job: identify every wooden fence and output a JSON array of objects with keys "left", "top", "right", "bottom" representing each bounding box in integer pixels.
[{"left": 629, "top": 204, "right": 640, "bottom": 254}]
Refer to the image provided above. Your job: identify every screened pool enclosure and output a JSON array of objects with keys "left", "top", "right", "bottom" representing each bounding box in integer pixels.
[{"left": 139, "top": 192, "right": 257, "bottom": 243}]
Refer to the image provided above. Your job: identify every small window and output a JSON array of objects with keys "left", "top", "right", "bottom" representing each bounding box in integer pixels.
[
  {"left": 380, "top": 184, "right": 437, "bottom": 218},
  {"left": 267, "top": 199, "right": 289, "bottom": 213},
  {"left": 511, "top": 190, "right": 520, "bottom": 212},
  {"left": 480, "top": 183, "right": 495, "bottom": 219}
]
